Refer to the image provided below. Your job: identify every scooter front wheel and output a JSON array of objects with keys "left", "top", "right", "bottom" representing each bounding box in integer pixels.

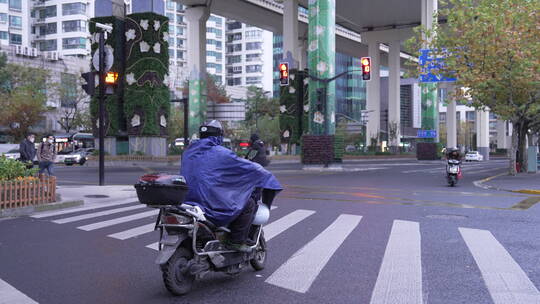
[
  {"left": 250, "top": 231, "right": 267, "bottom": 271},
  {"left": 162, "top": 248, "right": 195, "bottom": 296}
]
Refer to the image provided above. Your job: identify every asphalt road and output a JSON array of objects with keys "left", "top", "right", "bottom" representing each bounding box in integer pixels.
[{"left": 1, "top": 159, "right": 539, "bottom": 304}]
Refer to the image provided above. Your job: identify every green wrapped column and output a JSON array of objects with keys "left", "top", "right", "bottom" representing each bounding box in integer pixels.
[
  {"left": 420, "top": 83, "right": 438, "bottom": 142},
  {"left": 308, "top": 0, "right": 336, "bottom": 135}
]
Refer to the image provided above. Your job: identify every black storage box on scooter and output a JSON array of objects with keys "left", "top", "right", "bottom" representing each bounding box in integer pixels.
[{"left": 134, "top": 173, "right": 189, "bottom": 206}]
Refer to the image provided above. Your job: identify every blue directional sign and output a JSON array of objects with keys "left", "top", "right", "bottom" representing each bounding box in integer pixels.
[
  {"left": 419, "top": 49, "right": 457, "bottom": 83},
  {"left": 417, "top": 130, "right": 437, "bottom": 138}
]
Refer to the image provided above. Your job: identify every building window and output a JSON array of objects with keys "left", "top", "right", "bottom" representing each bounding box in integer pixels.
[
  {"left": 246, "top": 42, "right": 262, "bottom": 50},
  {"left": 227, "top": 55, "right": 241, "bottom": 64},
  {"left": 60, "top": 73, "right": 77, "bottom": 108},
  {"left": 227, "top": 44, "right": 242, "bottom": 52},
  {"left": 227, "top": 22, "right": 242, "bottom": 31},
  {"left": 466, "top": 111, "right": 476, "bottom": 121},
  {"left": 176, "top": 39, "right": 183, "bottom": 48},
  {"left": 169, "top": 49, "right": 174, "bottom": 58},
  {"left": 177, "top": 51, "right": 184, "bottom": 59},
  {"left": 39, "top": 39, "right": 57, "bottom": 51},
  {"left": 62, "top": 37, "right": 86, "bottom": 49},
  {"left": 0, "top": 31, "right": 8, "bottom": 40},
  {"left": 8, "top": 0, "right": 21, "bottom": 11},
  {"left": 62, "top": 3, "right": 86, "bottom": 16},
  {"left": 39, "top": 6, "right": 57, "bottom": 18},
  {"left": 0, "top": 13, "right": 7, "bottom": 23},
  {"left": 63, "top": 20, "right": 86, "bottom": 32},
  {"left": 215, "top": 41, "right": 222, "bottom": 50},
  {"left": 207, "top": 28, "right": 223, "bottom": 38},
  {"left": 227, "top": 78, "right": 242, "bottom": 86},
  {"left": 439, "top": 112, "right": 446, "bottom": 123},
  {"left": 246, "top": 53, "right": 261, "bottom": 62},
  {"left": 0, "top": 0, "right": 7, "bottom": 3},
  {"left": 245, "top": 30, "right": 262, "bottom": 39},
  {"left": 9, "top": 15, "right": 21, "bottom": 28},
  {"left": 39, "top": 22, "right": 57, "bottom": 35},
  {"left": 176, "top": 15, "right": 183, "bottom": 24},
  {"left": 9, "top": 33, "right": 21, "bottom": 45},
  {"left": 166, "top": 0, "right": 175, "bottom": 10},
  {"left": 166, "top": 13, "right": 174, "bottom": 22},
  {"left": 246, "top": 77, "right": 261, "bottom": 84},
  {"left": 177, "top": 26, "right": 183, "bottom": 35},
  {"left": 246, "top": 65, "right": 262, "bottom": 73},
  {"left": 227, "top": 33, "right": 241, "bottom": 42}
]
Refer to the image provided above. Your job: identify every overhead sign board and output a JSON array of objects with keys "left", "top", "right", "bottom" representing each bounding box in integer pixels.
[
  {"left": 419, "top": 49, "right": 457, "bottom": 83},
  {"left": 417, "top": 129, "right": 437, "bottom": 138}
]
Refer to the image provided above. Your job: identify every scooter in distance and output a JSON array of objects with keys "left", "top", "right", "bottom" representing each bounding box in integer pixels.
[{"left": 446, "top": 159, "right": 462, "bottom": 187}]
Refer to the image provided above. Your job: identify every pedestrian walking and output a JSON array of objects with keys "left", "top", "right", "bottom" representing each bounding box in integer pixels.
[
  {"left": 37, "top": 135, "right": 57, "bottom": 177},
  {"left": 19, "top": 133, "right": 36, "bottom": 168}
]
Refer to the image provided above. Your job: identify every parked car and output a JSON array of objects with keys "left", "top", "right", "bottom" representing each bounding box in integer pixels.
[
  {"left": 465, "top": 151, "right": 484, "bottom": 162},
  {"left": 3, "top": 148, "right": 20, "bottom": 160},
  {"left": 345, "top": 145, "right": 357, "bottom": 152},
  {"left": 64, "top": 148, "right": 95, "bottom": 166}
]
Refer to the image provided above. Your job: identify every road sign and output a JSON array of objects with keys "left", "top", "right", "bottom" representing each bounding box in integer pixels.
[
  {"left": 417, "top": 130, "right": 437, "bottom": 138},
  {"left": 92, "top": 46, "right": 114, "bottom": 72},
  {"left": 419, "top": 49, "right": 456, "bottom": 83}
]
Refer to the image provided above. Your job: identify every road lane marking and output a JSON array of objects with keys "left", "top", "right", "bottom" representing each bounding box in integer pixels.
[
  {"left": 146, "top": 242, "right": 159, "bottom": 250},
  {"left": 31, "top": 198, "right": 138, "bottom": 218},
  {"left": 265, "top": 214, "right": 362, "bottom": 293},
  {"left": 0, "top": 278, "right": 38, "bottom": 304},
  {"left": 77, "top": 210, "right": 157, "bottom": 231},
  {"left": 52, "top": 205, "right": 145, "bottom": 224},
  {"left": 370, "top": 220, "right": 423, "bottom": 304},
  {"left": 459, "top": 228, "right": 540, "bottom": 304},
  {"left": 108, "top": 223, "right": 155, "bottom": 240},
  {"left": 265, "top": 210, "right": 315, "bottom": 241}
]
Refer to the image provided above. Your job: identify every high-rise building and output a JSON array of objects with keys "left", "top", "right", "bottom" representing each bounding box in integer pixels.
[{"left": 225, "top": 20, "right": 273, "bottom": 94}]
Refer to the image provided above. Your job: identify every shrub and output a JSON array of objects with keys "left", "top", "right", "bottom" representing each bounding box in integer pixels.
[{"left": 0, "top": 157, "right": 38, "bottom": 181}]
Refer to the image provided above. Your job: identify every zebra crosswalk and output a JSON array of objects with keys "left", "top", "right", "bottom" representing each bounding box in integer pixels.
[{"left": 31, "top": 201, "right": 540, "bottom": 303}]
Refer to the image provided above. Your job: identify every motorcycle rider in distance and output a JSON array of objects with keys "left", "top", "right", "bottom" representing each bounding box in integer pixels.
[
  {"left": 246, "top": 133, "right": 269, "bottom": 167},
  {"left": 447, "top": 148, "right": 461, "bottom": 161},
  {"left": 180, "top": 120, "right": 282, "bottom": 253}
]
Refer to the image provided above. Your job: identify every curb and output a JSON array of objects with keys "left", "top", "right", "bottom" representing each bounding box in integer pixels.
[
  {"left": 0, "top": 200, "right": 84, "bottom": 218},
  {"left": 473, "top": 173, "right": 540, "bottom": 195}
]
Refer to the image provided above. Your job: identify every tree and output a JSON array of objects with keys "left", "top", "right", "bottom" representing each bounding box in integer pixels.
[
  {"left": 0, "top": 54, "right": 49, "bottom": 141},
  {"left": 407, "top": 0, "right": 540, "bottom": 174},
  {"left": 243, "top": 86, "right": 280, "bottom": 146},
  {"left": 54, "top": 72, "right": 91, "bottom": 133},
  {"left": 181, "top": 73, "right": 229, "bottom": 103}
]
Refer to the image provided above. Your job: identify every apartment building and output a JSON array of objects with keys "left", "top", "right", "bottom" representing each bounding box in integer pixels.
[{"left": 225, "top": 20, "right": 273, "bottom": 94}]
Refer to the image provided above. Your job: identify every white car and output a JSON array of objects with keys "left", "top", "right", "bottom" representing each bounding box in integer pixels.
[
  {"left": 3, "top": 148, "right": 20, "bottom": 160},
  {"left": 465, "top": 151, "right": 484, "bottom": 162}
]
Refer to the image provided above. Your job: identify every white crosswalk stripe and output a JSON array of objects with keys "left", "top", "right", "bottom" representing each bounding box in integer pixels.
[
  {"left": 108, "top": 223, "right": 156, "bottom": 240},
  {"left": 370, "top": 220, "right": 423, "bottom": 304},
  {"left": 0, "top": 278, "right": 38, "bottom": 304},
  {"left": 146, "top": 242, "right": 159, "bottom": 250},
  {"left": 459, "top": 227, "right": 540, "bottom": 304},
  {"left": 52, "top": 205, "right": 145, "bottom": 224},
  {"left": 264, "top": 209, "right": 315, "bottom": 241},
  {"left": 77, "top": 210, "right": 157, "bottom": 231},
  {"left": 31, "top": 198, "right": 138, "bottom": 218},
  {"left": 265, "top": 214, "right": 362, "bottom": 293}
]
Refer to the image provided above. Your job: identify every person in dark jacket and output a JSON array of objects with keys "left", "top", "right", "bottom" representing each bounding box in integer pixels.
[
  {"left": 19, "top": 134, "right": 36, "bottom": 167},
  {"left": 37, "top": 135, "right": 57, "bottom": 176},
  {"left": 246, "top": 133, "right": 269, "bottom": 167}
]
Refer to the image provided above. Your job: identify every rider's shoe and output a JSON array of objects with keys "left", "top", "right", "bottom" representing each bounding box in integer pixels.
[{"left": 223, "top": 240, "right": 252, "bottom": 253}]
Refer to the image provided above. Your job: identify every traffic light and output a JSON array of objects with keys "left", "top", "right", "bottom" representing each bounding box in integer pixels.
[
  {"left": 361, "top": 57, "right": 371, "bottom": 81},
  {"left": 104, "top": 72, "right": 119, "bottom": 95},
  {"left": 279, "top": 62, "right": 289, "bottom": 86},
  {"left": 81, "top": 72, "right": 95, "bottom": 96}
]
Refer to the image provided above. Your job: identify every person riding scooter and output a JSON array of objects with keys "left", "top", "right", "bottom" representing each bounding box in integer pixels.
[{"left": 180, "top": 120, "right": 282, "bottom": 252}]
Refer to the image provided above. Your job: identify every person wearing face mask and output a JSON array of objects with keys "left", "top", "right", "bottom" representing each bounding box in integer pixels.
[
  {"left": 37, "top": 135, "right": 57, "bottom": 176},
  {"left": 19, "top": 133, "right": 37, "bottom": 168}
]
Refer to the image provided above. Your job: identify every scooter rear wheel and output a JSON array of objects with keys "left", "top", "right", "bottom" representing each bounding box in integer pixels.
[
  {"left": 162, "top": 248, "right": 195, "bottom": 296},
  {"left": 250, "top": 231, "right": 267, "bottom": 271}
]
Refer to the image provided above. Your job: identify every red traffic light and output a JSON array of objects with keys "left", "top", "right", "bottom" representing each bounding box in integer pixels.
[
  {"left": 239, "top": 142, "right": 250, "bottom": 148},
  {"left": 361, "top": 57, "right": 371, "bottom": 81},
  {"left": 279, "top": 62, "right": 289, "bottom": 86}
]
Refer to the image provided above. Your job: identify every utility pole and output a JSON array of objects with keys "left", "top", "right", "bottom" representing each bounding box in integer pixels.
[{"left": 98, "top": 31, "right": 105, "bottom": 186}]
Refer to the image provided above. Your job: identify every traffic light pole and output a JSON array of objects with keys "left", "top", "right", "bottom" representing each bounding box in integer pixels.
[{"left": 98, "top": 31, "right": 105, "bottom": 186}]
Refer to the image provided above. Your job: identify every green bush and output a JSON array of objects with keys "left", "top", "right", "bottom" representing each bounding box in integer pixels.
[
  {"left": 168, "top": 145, "right": 183, "bottom": 155},
  {"left": 91, "top": 150, "right": 110, "bottom": 156},
  {"left": 0, "top": 157, "right": 38, "bottom": 181}
]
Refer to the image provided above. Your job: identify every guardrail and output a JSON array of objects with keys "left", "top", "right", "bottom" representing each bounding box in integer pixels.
[
  {"left": 87, "top": 155, "right": 181, "bottom": 162},
  {"left": 0, "top": 177, "right": 56, "bottom": 210}
]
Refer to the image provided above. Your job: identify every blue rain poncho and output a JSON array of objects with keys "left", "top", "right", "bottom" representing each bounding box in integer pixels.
[{"left": 180, "top": 137, "right": 282, "bottom": 226}]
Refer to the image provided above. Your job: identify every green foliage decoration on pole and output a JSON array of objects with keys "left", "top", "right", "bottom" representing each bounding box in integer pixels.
[
  {"left": 279, "top": 69, "right": 308, "bottom": 146},
  {"left": 123, "top": 13, "right": 170, "bottom": 137}
]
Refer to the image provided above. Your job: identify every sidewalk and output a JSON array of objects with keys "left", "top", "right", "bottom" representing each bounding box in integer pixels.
[
  {"left": 478, "top": 172, "right": 540, "bottom": 195},
  {"left": 57, "top": 185, "right": 138, "bottom": 207}
]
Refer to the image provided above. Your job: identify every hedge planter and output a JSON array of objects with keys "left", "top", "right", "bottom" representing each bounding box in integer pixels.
[{"left": 0, "top": 177, "right": 56, "bottom": 210}]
